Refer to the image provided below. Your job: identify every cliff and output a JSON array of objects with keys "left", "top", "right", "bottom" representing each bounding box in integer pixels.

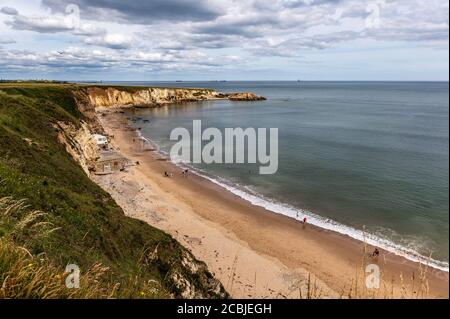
[
  {"left": 0, "top": 84, "right": 228, "bottom": 299},
  {"left": 81, "top": 86, "right": 265, "bottom": 109},
  {"left": 53, "top": 121, "right": 100, "bottom": 175}
]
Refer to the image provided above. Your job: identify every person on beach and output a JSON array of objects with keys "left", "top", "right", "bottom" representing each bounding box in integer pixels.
[
  {"left": 370, "top": 248, "right": 380, "bottom": 258},
  {"left": 303, "top": 217, "right": 307, "bottom": 224},
  {"left": 164, "top": 171, "right": 170, "bottom": 177}
]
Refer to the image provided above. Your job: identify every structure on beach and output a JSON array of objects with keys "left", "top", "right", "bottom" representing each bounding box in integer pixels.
[
  {"left": 93, "top": 134, "right": 108, "bottom": 149},
  {"left": 94, "top": 150, "right": 128, "bottom": 174}
]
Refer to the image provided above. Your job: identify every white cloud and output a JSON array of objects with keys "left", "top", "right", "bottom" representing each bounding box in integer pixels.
[{"left": 84, "top": 33, "right": 132, "bottom": 49}]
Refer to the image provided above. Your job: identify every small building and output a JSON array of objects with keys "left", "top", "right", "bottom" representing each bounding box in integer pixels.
[
  {"left": 93, "top": 134, "right": 108, "bottom": 148},
  {"left": 94, "top": 150, "right": 128, "bottom": 175}
]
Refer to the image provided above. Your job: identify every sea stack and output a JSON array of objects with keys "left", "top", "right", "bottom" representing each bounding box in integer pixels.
[{"left": 227, "top": 92, "right": 267, "bottom": 101}]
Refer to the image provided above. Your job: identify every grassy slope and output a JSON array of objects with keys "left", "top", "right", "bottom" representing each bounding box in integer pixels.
[{"left": 0, "top": 84, "right": 226, "bottom": 298}]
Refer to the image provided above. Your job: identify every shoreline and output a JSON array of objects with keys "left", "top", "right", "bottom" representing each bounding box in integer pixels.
[
  {"left": 94, "top": 109, "right": 449, "bottom": 298},
  {"left": 151, "top": 149, "right": 449, "bottom": 273}
]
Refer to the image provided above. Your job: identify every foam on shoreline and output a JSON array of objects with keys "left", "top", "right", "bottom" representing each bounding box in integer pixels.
[{"left": 136, "top": 129, "right": 449, "bottom": 273}]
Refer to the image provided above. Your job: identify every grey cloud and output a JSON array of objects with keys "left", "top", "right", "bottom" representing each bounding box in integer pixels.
[
  {"left": 4, "top": 15, "right": 74, "bottom": 33},
  {"left": 0, "top": 6, "right": 18, "bottom": 15},
  {"left": 187, "top": 34, "right": 241, "bottom": 49},
  {"left": 280, "top": 0, "right": 343, "bottom": 9},
  {"left": 192, "top": 14, "right": 282, "bottom": 38},
  {"left": 0, "top": 38, "right": 16, "bottom": 45},
  {"left": 42, "top": 0, "right": 223, "bottom": 23},
  {"left": 365, "top": 27, "right": 449, "bottom": 43},
  {"left": 247, "top": 31, "right": 362, "bottom": 57},
  {"left": 3, "top": 10, "right": 105, "bottom": 36}
]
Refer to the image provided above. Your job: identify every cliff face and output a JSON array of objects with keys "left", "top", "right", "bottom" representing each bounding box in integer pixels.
[
  {"left": 54, "top": 121, "right": 100, "bottom": 175},
  {"left": 81, "top": 86, "right": 265, "bottom": 109},
  {"left": 85, "top": 87, "right": 224, "bottom": 108}
]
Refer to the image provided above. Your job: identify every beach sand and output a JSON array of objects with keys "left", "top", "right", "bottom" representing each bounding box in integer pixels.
[{"left": 93, "top": 110, "right": 449, "bottom": 299}]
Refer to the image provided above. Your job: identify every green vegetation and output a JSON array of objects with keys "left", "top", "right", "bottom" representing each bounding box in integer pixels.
[{"left": 0, "top": 84, "right": 226, "bottom": 299}]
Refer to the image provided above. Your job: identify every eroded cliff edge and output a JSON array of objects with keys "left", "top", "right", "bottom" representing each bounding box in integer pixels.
[{"left": 76, "top": 86, "right": 265, "bottom": 109}]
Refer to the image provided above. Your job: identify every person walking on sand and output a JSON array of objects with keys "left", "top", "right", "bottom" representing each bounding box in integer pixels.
[
  {"left": 370, "top": 248, "right": 380, "bottom": 258},
  {"left": 303, "top": 217, "right": 307, "bottom": 224}
]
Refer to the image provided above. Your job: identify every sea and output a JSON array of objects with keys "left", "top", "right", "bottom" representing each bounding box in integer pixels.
[{"left": 97, "top": 81, "right": 449, "bottom": 271}]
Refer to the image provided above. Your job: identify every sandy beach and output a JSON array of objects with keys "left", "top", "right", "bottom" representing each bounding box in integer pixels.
[{"left": 93, "top": 110, "right": 449, "bottom": 299}]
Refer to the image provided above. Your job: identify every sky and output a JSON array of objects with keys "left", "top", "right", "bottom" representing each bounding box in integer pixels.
[{"left": 0, "top": 0, "right": 448, "bottom": 81}]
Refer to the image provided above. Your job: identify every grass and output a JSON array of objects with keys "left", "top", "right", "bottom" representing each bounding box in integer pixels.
[
  {"left": 0, "top": 85, "right": 227, "bottom": 298},
  {"left": 0, "top": 197, "right": 168, "bottom": 298}
]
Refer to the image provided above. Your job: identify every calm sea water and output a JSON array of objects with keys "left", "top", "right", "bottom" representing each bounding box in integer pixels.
[{"left": 104, "top": 81, "right": 449, "bottom": 269}]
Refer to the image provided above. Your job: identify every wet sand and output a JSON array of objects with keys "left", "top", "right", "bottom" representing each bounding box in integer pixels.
[{"left": 94, "top": 110, "right": 449, "bottom": 299}]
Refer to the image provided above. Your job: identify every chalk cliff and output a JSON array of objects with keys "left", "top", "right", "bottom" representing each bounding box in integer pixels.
[
  {"left": 85, "top": 87, "right": 222, "bottom": 108},
  {"left": 79, "top": 86, "right": 265, "bottom": 109},
  {"left": 54, "top": 121, "right": 100, "bottom": 175}
]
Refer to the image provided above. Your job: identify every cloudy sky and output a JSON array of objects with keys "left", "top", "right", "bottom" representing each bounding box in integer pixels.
[{"left": 0, "top": 0, "right": 448, "bottom": 81}]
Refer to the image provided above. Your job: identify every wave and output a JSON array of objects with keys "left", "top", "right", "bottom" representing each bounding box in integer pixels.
[{"left": 136, "top": 129, "right": 450, "bottom": 273}]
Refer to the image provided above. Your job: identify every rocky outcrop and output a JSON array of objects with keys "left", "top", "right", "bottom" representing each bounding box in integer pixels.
[
  {"left": 227, "top": 92, "right": 266, "bottom": 101},
  {"left": 79, "top": 86, "right": 265, "bottom": 109}
]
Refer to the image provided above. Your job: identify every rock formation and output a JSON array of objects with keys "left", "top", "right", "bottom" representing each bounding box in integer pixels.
[
  {"left": 227, "top": 92, "right": 266, "bottom": 101},
  {"left": 78, "top": 86, "right": 265, "bottom": 109}
]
